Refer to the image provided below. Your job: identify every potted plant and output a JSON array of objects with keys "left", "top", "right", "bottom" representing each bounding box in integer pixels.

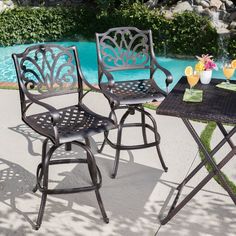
[{"left": 195, "top": 54, "right": 218, "bottom": 84}]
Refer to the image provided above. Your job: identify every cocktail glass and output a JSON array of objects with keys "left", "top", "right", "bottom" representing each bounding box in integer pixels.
[
  {"left": 223, "top": 63, "right": 235, "bottom": 85},
  {"left": 187, "top": 73, "right": 200, "bottom": 94}
]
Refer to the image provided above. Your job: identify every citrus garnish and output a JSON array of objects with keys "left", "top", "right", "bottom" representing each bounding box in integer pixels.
[
  {"left": 185, "top": 66, "right": 193, "bottom": 76},
  {"left": 231, "top": 59, "right": 236, "bottom": 69}
]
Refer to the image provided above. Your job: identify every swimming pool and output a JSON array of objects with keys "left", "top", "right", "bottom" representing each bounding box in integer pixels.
[{"left": 0, "top": 41, "right": 230, "bottom": 90}]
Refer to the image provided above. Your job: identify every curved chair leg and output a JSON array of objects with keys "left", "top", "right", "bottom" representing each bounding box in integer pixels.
[
  {"left": 95, "top": 189, "right": 109, "bottom": 223},
  {"left": 98, "top": 107, "right": 117, "bottom": 154},
  {"left": 98, "top": 131, "right": 108, "bottom": 153},
  {"left": 156, "top": 144, "right": 167, "bottom": 172},
  {"left": 111, "top": 109, "right": 131, "bottom": 179},
  {"left": 84, "top": 139, "right": 109, "bottom": 223},
  {"left": 34, "top": 145, "right": 57, "bottom": 230},
  {"left": 33, "top": 138, "right": 49, "bottom": 193},
  {"left": 35, "top": 193, "right": 47, "bottom": 230},
  {"left": 140, "top": 106, "right": 148, "bottom": 144},
  {"left": 32, "top": 165, "right": 43, "bottom": 193},
  {"left": 141, "top": 108, "right": 168, "bottom": 172},
  {"left": 85, "top": 138, "right": 95, "bottom": 182}
]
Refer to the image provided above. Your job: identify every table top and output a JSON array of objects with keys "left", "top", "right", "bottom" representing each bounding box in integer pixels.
[{"left": 157, "top": 77, "right": 236, "bottom": 124}]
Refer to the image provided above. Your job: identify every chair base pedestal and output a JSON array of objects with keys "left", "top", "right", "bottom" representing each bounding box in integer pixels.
[
  {"left": 99, "top": 105, "right": 168, "bottom": 178},
  {"left": 33, "top": 139, "right": 109, "bottom": 230}
]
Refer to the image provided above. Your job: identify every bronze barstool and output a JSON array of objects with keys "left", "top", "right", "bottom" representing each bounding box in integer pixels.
[
  {"left": 88, "top": 27, "right": 173, "bottom": 178},
  {"left": 12, "top": 44, "right": 115, "bottom": 229}
]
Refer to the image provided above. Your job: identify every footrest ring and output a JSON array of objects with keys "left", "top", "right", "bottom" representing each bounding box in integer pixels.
[{"left": 35, "top": 158, "right": 102, "bottom": 194}]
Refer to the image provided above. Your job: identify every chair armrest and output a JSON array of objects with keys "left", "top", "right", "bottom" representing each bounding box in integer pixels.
[
  {"left": 81, "top": 71, "right": 120, "bottom": 107},
  {"left": 102, "top": 69, "right": 115, "bottom": 89},
  {"left": 153, "top": 59, "right": 173, "bottom": 92},
  {"left": 24, "top": 91, "right": 60, "bottom": 125}
]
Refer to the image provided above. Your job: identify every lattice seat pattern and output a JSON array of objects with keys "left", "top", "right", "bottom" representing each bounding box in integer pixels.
[
  {"left": 100, "top": 79, "right": 165, "bottom": 105},
  {"left": 27, "top": 105, "right": 114, "bottom": 144}
]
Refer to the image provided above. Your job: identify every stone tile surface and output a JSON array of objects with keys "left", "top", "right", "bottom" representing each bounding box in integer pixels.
[{"left": 0, "top": 90, "right": 235, "bottom": 236}]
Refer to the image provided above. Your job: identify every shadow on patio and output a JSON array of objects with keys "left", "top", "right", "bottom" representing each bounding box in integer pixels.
[
  {"left": 0, "top": 124, "right": 162, "bottom": 235},
  {"left": 1, "top": 123, "right": 235, "bottom": 236}
]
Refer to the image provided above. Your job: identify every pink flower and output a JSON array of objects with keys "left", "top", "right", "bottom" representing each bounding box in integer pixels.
[{"left": 205, "top": 60, "right": 217, "bottom": 70}]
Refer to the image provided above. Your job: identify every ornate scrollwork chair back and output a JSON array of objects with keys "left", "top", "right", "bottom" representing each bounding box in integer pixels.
[
  {"left": 96, "top": 27, "right": 152, "bottom": 73},
  {"left": 96, "top": 27, "right": 172, "bottom": 88},
  {"left": 13, "top": 45, "right": 82, "bottom": 116}
]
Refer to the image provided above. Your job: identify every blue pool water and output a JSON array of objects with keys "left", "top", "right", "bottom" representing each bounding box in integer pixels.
[{"left": 0, "top": 41, "right": 231, "bottom": 90}]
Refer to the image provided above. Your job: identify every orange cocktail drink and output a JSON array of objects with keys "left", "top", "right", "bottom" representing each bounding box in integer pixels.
[
  {"left": 187, "top": 74, "right": 200, "bottom": 89},
  {"left": 223, "top": 66, "right": 235, "bottom": 83}
]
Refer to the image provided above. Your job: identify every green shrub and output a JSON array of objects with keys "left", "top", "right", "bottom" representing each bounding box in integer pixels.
[
  {"left": 98, "top": 4, "right": 219, "bottom": 56},
  {"left": 0, "top": 7, "right": 94, "bottom": 46},
  {"left": 127, "top": 5, "right": 218, "bottom": 56},
  {"left": 168, "top": 11, "right": 219, "bottom": 56},
  {"left": 0, "top": 3, "right": 221, "bottom": 57}
]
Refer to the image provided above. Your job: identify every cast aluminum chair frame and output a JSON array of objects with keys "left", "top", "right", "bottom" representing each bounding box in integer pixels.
[
  {"left": 93, "top": 27, "right": 173, "bottom": 178},
  {"left": 12, "top": 44, "right": 115, "bottom": 229}
]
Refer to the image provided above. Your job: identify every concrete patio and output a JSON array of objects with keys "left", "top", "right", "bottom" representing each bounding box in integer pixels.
[{"left": 0, "top": 89, "right": 236, "bottom": 236}]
